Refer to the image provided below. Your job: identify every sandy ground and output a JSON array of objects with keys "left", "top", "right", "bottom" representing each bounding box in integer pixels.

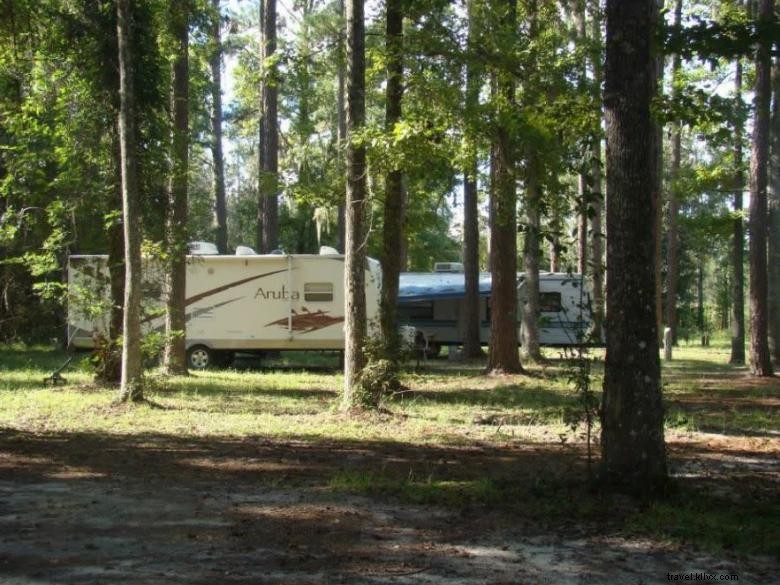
[{"left": 0, "top": 429, "right": 777, "bottom": 585}]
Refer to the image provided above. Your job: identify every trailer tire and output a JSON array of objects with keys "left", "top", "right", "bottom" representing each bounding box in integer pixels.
[{"left": 187, "top": 345, "right": 213, "bottom": 370}]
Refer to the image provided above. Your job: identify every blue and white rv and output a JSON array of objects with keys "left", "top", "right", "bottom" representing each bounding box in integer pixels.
[{"left": 398, "top": 264, "right": 596, "bottom": 356}]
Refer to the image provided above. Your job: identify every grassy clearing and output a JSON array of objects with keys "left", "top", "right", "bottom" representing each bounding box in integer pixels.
[{"left": 1, "top": 342, "right": 778, "bottom": 556}]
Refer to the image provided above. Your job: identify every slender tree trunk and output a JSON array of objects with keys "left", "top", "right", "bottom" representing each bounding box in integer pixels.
[
  {"left": 519, "top": 0, "right": 541, "bottom": 364},
  {"left": 117, "top": 0, "right": 143, "bottom": 402},
  {"left": 163, "top": 0, "right": 190, "bottom": 375},
  {"left": 379, "top": 0, "right": 405, "bottom": 361},
  {"left": 730, "top": 57, "right": 746, "bottom": 364},
  {"left": 768, "top": 53, "right": 780, "bottom": 364},
  {"left": 575, "top": 0, "right": 588, "bottom": 277},
  {"left": 653, "top": 0, "right": 664, "bottom": 343},
  {"left": 101, "top": 130, "right": 125, "bottom": 384},
  {"left": 260, "top": 0, "right": 279, "bottom": 253},
  {"left": 462, "top": 0, "right": 482, "bottom": 359},
  {"left": 211, "top": 0, "right": 228, "bottom": 254},
  {"left": 548, "top": 202, "right": 561, "bottom": 272},
  {"left": 601, "top": 0, "right": 667, "bottom": 493},
  {"left": 697, "top": 255, "right": 705, "bottom": 343},
  {"left": 664, "top": 0, "right": 683, "bottom": 346},
  {"left": 589, "top": 0, "right": 605, "bottom": 339},
  {"left": 342, "top": 0, "right": 368, "bottom": 408},
  {"left": 463, "top": 168, "right": 482, "bottom": 357},
  {"left": 487, "top": 0, "right": 523, "bottom": 375},
  {"left": 522, "top": 166, "right": 542, "bottom": 362},
  {"left": 748, "top": 0, "right": 774, "bottom": 376},
  {"left": 336, "top": 0, "right": 347, "bottom": 253},
  {"left": 577, "top": 175, "right": 588, "bottom": 274},
  {"left": 256, "top": 0, "right": 265, "bottom": 251}
]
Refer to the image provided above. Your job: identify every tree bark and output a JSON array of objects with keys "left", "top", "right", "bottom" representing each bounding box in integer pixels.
[
  {"left": 379, "top": 0, "right": 405, "bottom": 361},
  {"left": 342, "top": 0, "right": 368, "bottom": 408},
  {"left": 462, "top": 0, "right": 482, "bottom": 359},
  {"left": 100, "top": 130, "right": 125, "bottom": 384},
  {"left": 575, "top": 0, "right": 588, "bottom": 277},
  {"left": 768, "top": 53, "right": 780, "bottom": 365},
  {"left": 487, "top": 0, "right": 523, "bottom": 375},
  {"left": 262, "top": 0, "right": 278, "bottom": 253},
  {"left": 589, "top": 0, "right": 605, "bottom": 339},
  {"left": 730, "top": 57, "right": 746, "bottom": 365},
  {"left": 748, "top": 0, "right": 774, "bottom": 376},
  {"left": 117, "top": 0, "right": 144, "bottom": 401},
  {"left": 336, "top": 0, "right": 347, "bottom": 253},
  {"left": 163, "top": 0, "right": 190, "bottom": 376},
  {"left": 211, "top": 0, "right": 228, "bottom": 254},
  {"left": 521, "top": 166, "right": 542, "bottom": 362},
  {"left": 664, "top": 0, "right": 683, "bottom": 347},
  {"left": 601, "top": 0, "right": 667, "bottom": 493},
  {"left": 652, "top": 0, "right": 664, "bottom": 344}
]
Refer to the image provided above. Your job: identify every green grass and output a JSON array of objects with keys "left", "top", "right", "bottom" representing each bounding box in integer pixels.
[
  {"left": 628, "top": 491, "right": 780, "bottom": 557},
  {"left": 1, "top": 342, "right": 779, "bottom": 556},
  {"left": 0, "top": 346, "right": 585, "bottom": 443}
]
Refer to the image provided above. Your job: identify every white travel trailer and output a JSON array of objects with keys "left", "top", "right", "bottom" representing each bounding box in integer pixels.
[
  {"left": 67, "top": 247, "right": 381, "bottom": 369},
  {"left": 397, "top": 269, "right": 595, "bottom": 356}
]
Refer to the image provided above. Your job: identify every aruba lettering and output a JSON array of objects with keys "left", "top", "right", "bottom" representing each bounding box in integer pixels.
[{"left": 254, "top": 286, "right": 300, "bottom": 300}]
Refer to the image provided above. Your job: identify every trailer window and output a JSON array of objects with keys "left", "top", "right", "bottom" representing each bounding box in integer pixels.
[
  {"left": 304, "top": 282, "right": 334, "bottom": 302},
  {"left": 398, "top": 301, "right": 434, "bottom": 321},
  {"left": 539, "top": 292, "right": 562, "bottom": 313}
]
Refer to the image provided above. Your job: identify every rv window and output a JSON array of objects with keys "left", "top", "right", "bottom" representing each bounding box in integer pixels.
[
  {"left": 539, "top": 292, "right": 562, "bottom": 313},
  {"left": 304, "top": 282, "right": 334, "bottom": 302},
  {"left": 398, "top": 301, "right": 434, "bottom": 321}
]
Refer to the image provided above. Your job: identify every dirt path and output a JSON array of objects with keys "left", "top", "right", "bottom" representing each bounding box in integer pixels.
[{"left": 1, "top": 432, "right": 776, "bottom": 585}]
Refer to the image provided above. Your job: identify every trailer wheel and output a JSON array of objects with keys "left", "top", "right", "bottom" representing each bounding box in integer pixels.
[{"left": 187, "top": 345, "right": 213, "bottom": 370}]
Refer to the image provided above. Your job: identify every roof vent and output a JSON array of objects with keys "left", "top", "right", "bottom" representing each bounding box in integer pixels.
[
  {"left": 188, "top": 241, "right": 219, "bottom": 255},
  {"left": 434, "top": 262, "right": 464, "bottom": 273}
]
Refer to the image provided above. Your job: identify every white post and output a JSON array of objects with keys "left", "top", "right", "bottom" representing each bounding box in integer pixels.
[{"left": 664, "top": 326, "right": 673, "bottom": 361}]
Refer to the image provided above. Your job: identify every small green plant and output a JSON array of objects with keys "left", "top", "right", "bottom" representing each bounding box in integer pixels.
[
  {"left": 90, "top": 332, "right": 122, "bottom": 384},
  {"left": 354, "top": 323, "right": 409, "bottom": 409},
  {"left": 560, "top": 275, "right": 600, "bottom": 480}
]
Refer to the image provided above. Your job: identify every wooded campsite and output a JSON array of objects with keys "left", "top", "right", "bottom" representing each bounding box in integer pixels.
[{"left": 1, "top": 0, "right": 779, "bottom": 583}]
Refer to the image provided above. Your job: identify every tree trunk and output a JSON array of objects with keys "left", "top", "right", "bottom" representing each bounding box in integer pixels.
[
  {"left": 487, "top": 0, "right": 523, "bottom": 375},
  {"left": 336, "top": 0, "right": 346, "bottom": 253},
  {"left": 577, "top": 174, "right": 588, "bottom": 275},
  {"left": 601, "top": 0, "right": 667, "bottom": 493},
  {"left": 163, "top": 0, "right": 189, "bottom": 376},
  {"left": 730, "top": 57, "right": 746, "bottom": 365},
  {"left": 589, "top": 0, "right": 605, "bottom": 339},
  {"left": 664, "top": 0, "right": 683, "bottom": 347},
  {"left": 101, "top": 130, "right": 125, "bottom": 384},
  {"left": 117, "top": 0, "right": 144, "bottom": 402},
  {"left": 575, "top": 0, "right": 588, "bottom": 277},
  {"left": 211, "top": 0, "right": 228, "bottom": 254},
  {"left": 748, "top": 0, "right": 774, "bottom": 376},
  {"left": 697, "top": 256, "right": 705, "bottom": 342},
  {"left": 462, "top": 0, "right": 482, "bottom": 359},
  {"left": 768, "top": 53, "right": 780, "bottom": 365},
  {"left": 653, "top": 0, "right": 664, "bottom": 344},
  {"left": 521, "top": 166, "right": 542, "bottom": 362},
  {"left": 548, "top": 206, "right": 561, "bottom": 272},
  {"left": 256, "top": 0, "right": 265, "bottom": 251},
  {"left": 261, "top": 0, "right": 279, "bottom": 253},
  {"left": 342, "top": 0, "right": 368, "bottom": 408},
  {"left": 379, "top": 0, "right": 405, "bottom": 362}
]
